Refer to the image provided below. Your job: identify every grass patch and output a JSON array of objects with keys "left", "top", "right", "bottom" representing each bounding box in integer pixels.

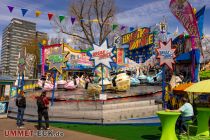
[
  {"left": 51, "top": 123, "right": 161, "bottom": 140},
  {"left": 200, "top": 70, "right": 210, "bottom": 80},
  {"left": 51, "top": 123, "right": 210, "bottom": 140}
]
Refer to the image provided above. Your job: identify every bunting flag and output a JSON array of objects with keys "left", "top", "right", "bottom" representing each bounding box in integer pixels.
[
  {"left": 196, "top": 6, "right": 206, "bottom": 38},
  {"left": 71, "top": 17, "right": 76, "bottom": 24},
  {"left": 59, "top": 15, "right": 65, "bottom": 23},
  {"left": 7, "top": 6, "right": 14, "bottom": 13},
  {"left": 92, "top": 19, "right": 99, "bottom": 22},
  {"left": 35, "top": 10, "right": 42, "bottom": 17},
  {"left": 129, "top": 27, "right": 135, "bottom": 32},
  {"left": 112, "top": 24, "right": 118, "bottom": 31},
  {"left": 2, "top": 5, "right": 158, "bottom": 34},
  {"left": 120, "top": 25, "right": 126, "bottom": 30},
  {"left": 48, "top": 13, "right": 54, "bottom": 20},
  {"left": 193, "top": 8, "right": 197, "bottom": 15},
  {"left": 80, "top": 19, "right": 85, "bottom": 22},
  {"left": 21, "top": 8, "right": 28, "bottom": 16}
]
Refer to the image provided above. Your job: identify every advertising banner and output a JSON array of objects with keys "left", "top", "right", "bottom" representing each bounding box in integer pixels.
[
  {"left": 122, "top": 27, "right": 154, "bottom": 50},
  {"left": 169, "top": 0, "right": 201, "bottom": 49},
  {"left": 156, "top": 39, "right": 176, "bottom": 70},
  {"left": 89, "top": 40, "right": 114, "bottom": 69},
  {"left": 47, "top": 47, "right": 68, "bottom": 73},
  {"left": 66, "top": 53, "right": 93, "bottom": 69},
  {"left": 116, "top": 48, "right": 124, "bottom": 65}
]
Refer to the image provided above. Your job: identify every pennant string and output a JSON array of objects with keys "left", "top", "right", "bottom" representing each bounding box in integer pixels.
[{"left": 3, "top": 4, "right": 162, "bottom": 34}]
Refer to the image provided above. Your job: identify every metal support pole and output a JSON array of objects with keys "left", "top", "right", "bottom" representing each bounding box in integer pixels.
[
  {"left": 51, "top": 70, "right": 57, "bottom": 106},
  {"left": 162, "top": 65, "right": 166, "bottom": 109}
]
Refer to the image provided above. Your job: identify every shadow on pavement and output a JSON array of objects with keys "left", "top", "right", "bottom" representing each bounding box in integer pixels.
[{"left": 141, "top": 134, "right": 161, "bottom": 140}]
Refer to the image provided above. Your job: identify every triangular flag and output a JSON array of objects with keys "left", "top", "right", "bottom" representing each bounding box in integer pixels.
[
  {"left": 48, "top": 13, "right": 54, "bottom": 20},
  {"left": 71, "top": 17, "right": 76, "bottom": 24},
  {"left": 196, "top": 6, "right": 206, "bottom": 38},
  {"left": 112, "top": 24, "right": 118, "bottom": 31},
  {"left": 120, "top": 25, "right": 126, "bottom": 30},
  {"left": 35, "top": 10, "right": 42, "bottom": 17},
  {"left": 21, "top": 9, "right": 28, "bottom": 17},
  {"left": 129, "top": 27, "right": 135, "bottom": 32},
  {"left": 7, "top": 6, "right": 14, "bottom": 13},
  {"left": 80, "top": 19, "right": 85, "bottom": 22},
  {"left": 59, "top": 16, "right": 65, "bottom": 23},
  {"left": 92, "top": 19, "right": 99, "bottom": 22}
]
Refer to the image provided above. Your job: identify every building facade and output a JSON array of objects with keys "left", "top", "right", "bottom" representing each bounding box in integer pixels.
[{"left": 0, "top": 18, "right": 47, "bottom": 78}]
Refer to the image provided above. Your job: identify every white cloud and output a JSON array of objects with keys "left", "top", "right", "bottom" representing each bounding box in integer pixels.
[
  {"left": 0, "top": 0, "right": 68, "bottom": 44},
  {"left": 116, "top": 0, "right": 209, "bottom": 35},
  {"left": 116, "top": 0, "right": 170, "bottom": 27},
  {"left": 189, "top": 0, "right": 210, "bottom": 8}
]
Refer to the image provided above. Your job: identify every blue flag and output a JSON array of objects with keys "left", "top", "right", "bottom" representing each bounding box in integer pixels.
[
  {"left": 196, "top": 6, "right": 206, "bottom": 38},
  {"left": 21, "top": 8, "right": 28, "bottom": 16}
]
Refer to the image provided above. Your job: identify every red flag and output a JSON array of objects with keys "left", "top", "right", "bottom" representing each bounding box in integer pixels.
[{"left": 48, "top": 13, "right": 54, "bottom": 20}]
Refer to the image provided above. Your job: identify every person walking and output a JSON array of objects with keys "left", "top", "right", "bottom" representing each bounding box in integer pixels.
[
  {"left": 37, "top": 91, "right": 50, "bottom": 130},
  {"left": 16, "top": 90, "right": 26, "bottom": 128}
]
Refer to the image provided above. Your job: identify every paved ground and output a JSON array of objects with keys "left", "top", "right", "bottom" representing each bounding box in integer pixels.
[{"left": 0, "top": 118, "right": 112, "bottom": 140}]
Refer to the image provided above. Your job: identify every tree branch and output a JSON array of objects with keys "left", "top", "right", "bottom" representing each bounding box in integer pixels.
[
  {"left": 87, "top": 3, "right": 95, "bottom": 43},
  {"left": 100, "top": 0, "right": 105, "bottom": 22}
]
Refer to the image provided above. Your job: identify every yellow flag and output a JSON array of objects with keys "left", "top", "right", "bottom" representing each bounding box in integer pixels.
[
  {"left": 42, "top": 40, "right": 47, "bottom": 45},
  {"left": 35, "top": 10, "right": 42, "bottom": 17},
  {"left": 193, "top": 8, "right": 196, "bottom": 15},
  {"left": 92, "top": 19, "right": 99, "bottom": 22}
]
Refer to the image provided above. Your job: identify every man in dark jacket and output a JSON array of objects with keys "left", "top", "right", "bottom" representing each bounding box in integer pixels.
[
  {"left": 16, "top": 90, "right": 26, "bottom": 128},
  {"left": 37, "top": 91, "right": 49, "bottom": 130}
]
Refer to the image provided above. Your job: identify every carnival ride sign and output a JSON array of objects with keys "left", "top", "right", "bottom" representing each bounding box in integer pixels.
[
  {"left": 67, "top": 53, "right": 93, "bottom": 69},
  {"left": 116, "top": 48, "right": 124, "bottom": 65},
  {"left": 156, "top": 39, "right": 176, "bottom": 70},
  {"left": 122, "top": 27, "right": 154, "bottom": 50},
  {"left": 47, "top": 47, "right": 68, "bottom": 73},
  {"left": 89, "top": 40, "right": 114, "bottom": 69}
]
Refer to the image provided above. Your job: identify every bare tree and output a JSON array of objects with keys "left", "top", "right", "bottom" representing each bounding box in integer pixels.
[
  {"left": 52, "top": 0, "right": 116, "bottom": 49},
  {"left": 203, "top": 37, "right": 210, "bottom": 54}
]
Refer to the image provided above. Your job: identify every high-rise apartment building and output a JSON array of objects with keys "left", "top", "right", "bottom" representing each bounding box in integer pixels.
[{"left": 0, "top": 18, "right": 48, "bottom": 77}]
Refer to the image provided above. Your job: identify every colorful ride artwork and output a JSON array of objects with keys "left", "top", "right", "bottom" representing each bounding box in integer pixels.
[
  {"left": 36, "top": 15, "right": 204, "bottom": 96},
  {"left": 37, "top": 43, "right": 94, "bottom": 91},
  {"left": 35, "top": 21, "right": 166, "bottom": 93}
]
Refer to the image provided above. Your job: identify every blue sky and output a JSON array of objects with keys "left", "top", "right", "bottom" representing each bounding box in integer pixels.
[{"left": 0, "top": 0, "right": 209, "bottom": 48}]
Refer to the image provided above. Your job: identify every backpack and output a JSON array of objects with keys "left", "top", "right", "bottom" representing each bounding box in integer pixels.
[
  {"left": 16, "top": 96, "right": 24, "bottom": 107},
  {"left": 37, "top": 96, "right": 45, "bottom": 109}
]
